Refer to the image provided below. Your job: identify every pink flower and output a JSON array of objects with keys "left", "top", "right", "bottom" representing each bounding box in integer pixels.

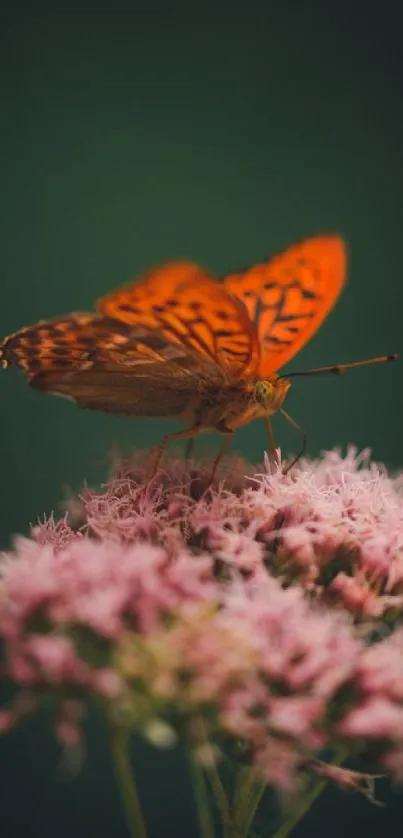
[
  {"left": 31, "top": 514, "right": 83, "bottom": 551},
  {"left": 1, "top": 447, "right": 403, "bottom": 792},
  {"left": 340, "top": 696, "right": 403, "bottom": 740},
  {"left": 337, "top": 628, "right": 403, "bottom": 770}
]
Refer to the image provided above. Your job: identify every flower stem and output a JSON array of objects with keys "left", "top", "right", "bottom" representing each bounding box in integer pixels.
[
  {"left": 232, "top": 765, "right": 254, "bottom": 825},
  {"left": 272, "top": 777, "right": 327, "bottom": 838},
  {"left": 109, "top": 727, "right": 148, "bottom": 838},
  {"left": 240, "top": 778, "right": 267, "bottom": 838},
  {"left": 205, "top": 760, "right": 232, "bottom": 838},
  {"left": 232, "top": 766, "right": 266, "bottom": 838},
  {"left": 188, "top": 750, "right": 216, "bottom": 838}
]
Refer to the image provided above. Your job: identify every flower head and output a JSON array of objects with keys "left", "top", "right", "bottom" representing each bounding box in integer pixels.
[{"left": 1, "top": 447, "right": 403, "bottom": 790}]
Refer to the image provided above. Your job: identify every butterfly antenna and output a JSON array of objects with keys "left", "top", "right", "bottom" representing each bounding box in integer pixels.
[
  {"left": 280, "top": 408, "right": 307, "bottom": 474},
  {"left": 281, "top": 353, "right": 398, "bottom": 379}
]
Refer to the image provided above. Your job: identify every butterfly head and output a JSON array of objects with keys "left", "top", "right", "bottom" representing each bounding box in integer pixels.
[{"left": 254, "top": 377, "right": 291, "bottom": 414}]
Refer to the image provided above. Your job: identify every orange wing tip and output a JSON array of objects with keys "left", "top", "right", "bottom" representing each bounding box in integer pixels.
[
  {"left": 326, "top": 234, "right": 347, "bottom": 261},
  {"left": 302, "top": 232, "right": 347, "bottom": 260},
  {"left": 307, "top": 233, "right": 346, "bottom": 246},
  {"left": 306, "top": 234, "right": 347, "bottom": 274}
]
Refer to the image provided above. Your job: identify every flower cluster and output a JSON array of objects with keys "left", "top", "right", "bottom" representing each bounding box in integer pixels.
[{"left": 1, "top": 447, "right": 403, "bottom": 791}]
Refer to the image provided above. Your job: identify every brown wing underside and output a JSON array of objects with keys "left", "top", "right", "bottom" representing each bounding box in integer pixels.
[
  {"left": 30, "top": 366, "right": 202, "bottom": 418},
  {"left": 0, "top": 314, "right": 224, "bottom": 419}
]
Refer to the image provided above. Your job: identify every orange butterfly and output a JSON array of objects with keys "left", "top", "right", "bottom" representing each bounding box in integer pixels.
[{"left": 0, "top": 235, "right": 395, "bottom": 477}]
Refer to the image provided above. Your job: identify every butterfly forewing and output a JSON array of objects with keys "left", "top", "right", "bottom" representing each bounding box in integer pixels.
[
  {"left": 0, "top": 315, "right": 135, "bottom": 373},
  {"left": 224, "top": 235, "right": 346, "bottom": 375},
  {"left": 98, "top": 261, "right": 260, "bottom": 378}
]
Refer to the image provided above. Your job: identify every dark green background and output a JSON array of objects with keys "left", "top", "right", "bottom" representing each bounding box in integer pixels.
[{"left": 1, "top": 5, "right": 402, "bottom": 837}]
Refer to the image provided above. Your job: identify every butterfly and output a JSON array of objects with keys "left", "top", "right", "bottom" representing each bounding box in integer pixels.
[{"left": 1, "top": 234, "right": 393, "bottom": 478}]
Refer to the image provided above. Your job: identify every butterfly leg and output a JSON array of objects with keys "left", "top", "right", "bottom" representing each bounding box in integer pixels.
[
  {"left": 152, "top": 426, "right": 203, "bottom": 476},
  {"left": 264, "top": 416, "right": 280, "bottom": 466},
  {"left": 184, "top": 437, "right": 196, "bottom": 460},
  {"left": 207, "top": 432, "right": 234, "bottom": 486}
]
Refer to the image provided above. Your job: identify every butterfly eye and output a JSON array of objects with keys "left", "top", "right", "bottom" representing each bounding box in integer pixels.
[{"left": 255, "top": 380, "right": 275, "bottom": 406}]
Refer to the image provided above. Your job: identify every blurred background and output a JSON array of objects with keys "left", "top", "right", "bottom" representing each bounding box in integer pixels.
[{"left": 0, "top": 4, "right": 402, "bottom": 837}]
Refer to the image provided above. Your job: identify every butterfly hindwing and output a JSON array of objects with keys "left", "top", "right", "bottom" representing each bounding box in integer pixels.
[
  {"left": 29, "top": 364, "right": 204, "bottom": 418},
  {"left": 0, "top": 314, "right": 223, "bottom": 418}
]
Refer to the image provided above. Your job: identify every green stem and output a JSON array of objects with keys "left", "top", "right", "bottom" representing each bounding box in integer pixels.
[
  {"left": 205, "top": 760, "right": 232, "bottom": 838},
  {"left": 188, "top": 751, "right": 216, "bottom": 838},
  {"left": 232, "top": 766, "right": 255, "bottom": 825},
  {"left": 272, "top": 777, "right": 327, "bottom": 838},
  {"left": 240, "top": 779, "right": 267, "bottom": 838},
  {"left": 110, "top": 727, "right": 148, "bottom": 838},
  {"left": 231, "top": 766, "right": 265, "bottom": 837}
]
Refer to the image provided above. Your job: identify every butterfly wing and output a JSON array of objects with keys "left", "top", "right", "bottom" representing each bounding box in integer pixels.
[
  {"left": 1, "top": 236, "right": 346, "bottom": 416},
  {"left": 0, "top": 314, "right": 222, "bottom": 418},
  {"left": 0, "top": 314, "right": 131, "bottom": 372},
  {"left": 30, "top": 364, "right": 203, "bottom": 418},
  {"left": 223, "top": 235, "right": 347, "bottom": 375},
  {"left": 97, "top": 261, "right": 260, "bottom": 378}
]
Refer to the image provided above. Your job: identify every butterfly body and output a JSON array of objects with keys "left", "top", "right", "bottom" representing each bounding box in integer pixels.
[
  {"left": 177, "top": 375, "right": 292, "bottom": 435},
  {"left": 0, "top": 235, "right": 346, "bottom": 462}
]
